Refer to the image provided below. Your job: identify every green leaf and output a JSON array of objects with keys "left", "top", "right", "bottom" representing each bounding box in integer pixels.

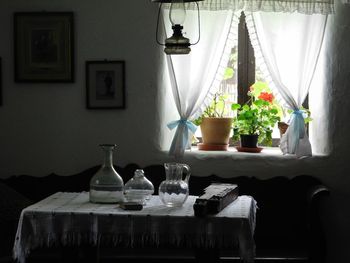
[
  {"left": 192, "top": 116, "right": 203, "bottom": 126},
  {"left": 223, "top": 67, "right": 234, "bottom": 80},
  {"left": 242, "top": 104, "right": 250, "bottom": 111},
  {"left": 253, "top": 99, "right": 265, "bottom": 107},
  {"left": 250, "top": 81, "right": 269, "bottom": 97},
  {"left": 270, "top": 108, "right": 278, "bottom": 114},
  {"left": 231, "top": 103, "right": 241, "bottom": 110}
]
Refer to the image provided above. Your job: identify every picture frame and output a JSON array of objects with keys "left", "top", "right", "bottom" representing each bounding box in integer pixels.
[
  {"left": 86, "top": 60, "right": 126, "bottom": 109},
  {"left": 14, "top": 12, "right": 74, "bottom": 82}
]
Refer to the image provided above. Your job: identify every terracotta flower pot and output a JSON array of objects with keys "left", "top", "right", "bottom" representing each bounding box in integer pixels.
[
  {"left": 278, "top": 121, "right": 289, "bottom": 137},
  {"left": 200, "top": 117, "right": 232, "bottom": 145}
]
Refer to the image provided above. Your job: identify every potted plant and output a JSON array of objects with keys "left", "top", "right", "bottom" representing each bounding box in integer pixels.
[
  {"left": 193, "top": 92, "right": 233, "bottom": 151},
  {"left": 231, "top": 85, "right": 281, "bottom": 150},
  {"left": 246, "top": 82, "right": 312, "bottom": 139}
]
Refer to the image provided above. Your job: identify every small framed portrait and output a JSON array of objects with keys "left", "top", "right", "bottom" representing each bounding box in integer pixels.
[
  {"left": 86, "top": 60, "right": 125, "bottom": 109},
  {"left": 14, "top": 12, "right": 74, "bottom": 82}
]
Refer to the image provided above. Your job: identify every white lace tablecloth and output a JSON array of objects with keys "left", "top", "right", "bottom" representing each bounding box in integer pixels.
[{"left": 13, "top": 192, "right": 256, "bottom": 263}]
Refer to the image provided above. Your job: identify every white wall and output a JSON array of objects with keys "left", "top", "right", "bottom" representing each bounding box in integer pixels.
[
  {"left": 0, "top": 0, "right": 165, "bottom": 176},
  {"left": 0, "top": 0, "right": 349, "bottom": 262}
]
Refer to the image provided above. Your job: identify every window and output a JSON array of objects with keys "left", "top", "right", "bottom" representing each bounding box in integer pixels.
[
  {"left": 163, "top": 6, "right": 330, "bottom": 157},
  {"left": 194, "top": 12, "right": 283, "bottom": 147}
]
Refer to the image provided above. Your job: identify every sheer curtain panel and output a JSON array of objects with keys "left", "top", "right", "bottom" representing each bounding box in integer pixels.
[
  {"left": 164, "top": 10, "right": 238, "bottom": 157},
  {"left": 245, "top": 12, "right": 328, "bottom": 156}
]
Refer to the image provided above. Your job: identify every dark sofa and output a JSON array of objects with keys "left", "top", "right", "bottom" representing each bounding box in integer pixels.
[{"left": 0, "top": 164, "right": 329, "bottom": 262}]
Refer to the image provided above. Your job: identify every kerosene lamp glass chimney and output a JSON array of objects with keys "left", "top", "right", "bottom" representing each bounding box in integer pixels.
[{"left": 169, "top": 0, "right": 186, "bottom": 26}]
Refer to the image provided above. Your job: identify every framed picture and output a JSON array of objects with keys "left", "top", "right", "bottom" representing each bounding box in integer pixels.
[
  {"left": 86, "top": 60, "right": 126, "bottom": 109},
  {"left": 14, "top": 12, "right": 74, "bottom": 82}
]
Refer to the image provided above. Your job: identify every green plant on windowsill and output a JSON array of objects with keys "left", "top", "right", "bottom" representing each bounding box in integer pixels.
[
  {"left": 192, "top": 92, "right": 230, "bottom": 126},
  {"left": 232, "top": 85, "right": 281, "bottom": 147},
  {"left": 249, "top": 81, "right": 285, "bottom": 117},
  {"left": 192, "top": 92, "right": 233, "bottom": 149},
  {"left": 249, "top": 82, "right": 313, "bottom": 137}
]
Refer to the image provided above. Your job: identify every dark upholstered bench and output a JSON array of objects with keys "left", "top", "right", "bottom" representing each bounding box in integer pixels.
[{"left": 0, "top": 164, "right": 329, "bottom": 262}]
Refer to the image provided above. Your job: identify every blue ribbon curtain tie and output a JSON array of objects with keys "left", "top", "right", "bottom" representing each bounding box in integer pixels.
[
  {"left": 292, "top": 109, "right": 307, "bottom": 119},
  {"left": 167, "top": 119, "right": 198, "bottom": 156},
  {"left": 167, "top": 119, "right": 197, "bottom": 134},
  {"left": 291, "top": 109, "right": 306, "bottom": 140}
]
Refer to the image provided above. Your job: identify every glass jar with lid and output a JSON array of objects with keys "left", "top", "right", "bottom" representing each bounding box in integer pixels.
[{"left": 124, "top": 169, "right": 154, "bottom": 205}]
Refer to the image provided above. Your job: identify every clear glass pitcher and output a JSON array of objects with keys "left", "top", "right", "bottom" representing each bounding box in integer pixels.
[{"left": 159, "top": 163, "right": 191, "bottom": 207}]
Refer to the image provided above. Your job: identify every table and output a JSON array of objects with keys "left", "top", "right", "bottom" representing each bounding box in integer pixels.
[{"left": 13, "top": 192, "right": 256, "bottom": 263}]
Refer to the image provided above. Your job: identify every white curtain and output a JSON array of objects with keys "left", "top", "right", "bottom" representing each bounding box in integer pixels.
[
  {"left": 245, "top": 12, "right": 328, "bottom": 156},
  {"left": 185, "top": 0, "right": 333, "bottom": 14},
  {"left": 164, "top": 9, "right": 239, "bottom": 158}
]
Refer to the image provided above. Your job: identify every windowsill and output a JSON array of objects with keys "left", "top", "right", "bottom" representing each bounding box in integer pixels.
[
  {"left": 159, "top": 146, "right": 329, "bottom": 178},
  {"left": 192, "top": 145, "right": 282, "bottom": 154},
  {"left": 183, "top": 146, "right": 328, "bottom": 160}
]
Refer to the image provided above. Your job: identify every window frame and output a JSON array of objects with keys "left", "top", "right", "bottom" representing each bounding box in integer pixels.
[{"left": 237, "top": 11, "right": 255, "bottom": 106}]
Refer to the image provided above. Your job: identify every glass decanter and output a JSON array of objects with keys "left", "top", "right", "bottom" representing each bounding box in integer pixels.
[
  {"left": 159, "top": 163, "right": 191, "bottom": 207},
  {"left": 124, "top": 169, "right": 154, "bottom": 205},
  {"left": 89, "top": 144, "right": 124, "bottom": 203}
]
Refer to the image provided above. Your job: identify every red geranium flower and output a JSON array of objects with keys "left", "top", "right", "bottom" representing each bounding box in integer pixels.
[{"left": 258, "top": 92, "right": 274, "bottom": 103}]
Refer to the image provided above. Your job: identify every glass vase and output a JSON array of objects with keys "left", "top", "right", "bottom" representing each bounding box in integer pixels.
[
  {"left": 89, "top": 144, "right": 124, "bottom": 203},
  {"left": 124, "top": 169, "right": 154, "bottom": 205}
]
